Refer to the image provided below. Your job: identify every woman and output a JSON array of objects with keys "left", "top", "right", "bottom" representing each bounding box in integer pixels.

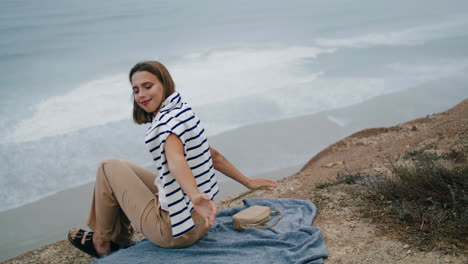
[{"left": 68, "top": 61, "right": 278, "bottom": 258}]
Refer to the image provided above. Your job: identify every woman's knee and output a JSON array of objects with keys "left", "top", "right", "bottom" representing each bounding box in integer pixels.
[
  {"left": 99, "top": 157, "right": 122, "bottom": 168},
  {"left": 97, "top": 158, "right": 122, "bottom": 179}
]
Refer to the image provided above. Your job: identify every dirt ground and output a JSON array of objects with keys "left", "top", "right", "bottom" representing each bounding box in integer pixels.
[
  {"left": 4, "top": 99, "right": 467, "bottom": 264},
  {"left": 229, "top": 99, "right": 467, "bottom": 264}
]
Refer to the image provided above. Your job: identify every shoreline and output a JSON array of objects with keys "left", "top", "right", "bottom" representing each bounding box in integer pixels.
[{"left": 1, "top": 81, "right": 466, "bottom": 262}]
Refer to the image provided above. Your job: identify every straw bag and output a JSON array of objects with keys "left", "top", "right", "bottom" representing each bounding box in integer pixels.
[{"left": 232, "top": 205, "right": 282, "bottom": 231}]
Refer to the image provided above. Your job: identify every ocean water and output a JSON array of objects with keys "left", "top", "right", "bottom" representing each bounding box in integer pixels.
[{"left": 1, "top": 0, "right": 468, "bottom": 212}]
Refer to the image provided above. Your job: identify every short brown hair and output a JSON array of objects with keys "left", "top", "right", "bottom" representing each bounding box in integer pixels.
[{"left": 129, "top": 61, "right": 176, "bottom": 124}]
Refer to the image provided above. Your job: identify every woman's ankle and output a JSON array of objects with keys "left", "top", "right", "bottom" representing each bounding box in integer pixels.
[{"left": 92, "top": 234, "right": 111, "bottom": 255}]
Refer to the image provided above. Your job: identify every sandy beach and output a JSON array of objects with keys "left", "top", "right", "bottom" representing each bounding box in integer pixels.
[{"left": 1, "top": 81, "right": 466, "bottom": 263}]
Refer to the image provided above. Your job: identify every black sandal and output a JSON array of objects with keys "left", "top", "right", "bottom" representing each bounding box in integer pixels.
[{"left": 67, "top": 228, "right": 120, "bottom": 258}]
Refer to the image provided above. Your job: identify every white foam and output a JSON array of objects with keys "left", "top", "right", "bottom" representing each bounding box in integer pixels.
[
  {"left": 169, "top": 46, "right": 334, "bottom": 106},
  {"left": 385, "top": 59, "right": 468, "bottom": 92},
  {"left": 11, "top": 43, "right": 466, "bottom": 144},
  {"left": 10, "top": 46, "right": 334, "bottom": 143},
  {"left": 11, "top": 74, "right": 133, "bottom": 143},
  {"left": 189, "top": 76, "right": 386, "bottom": 138},
  {"left": 327, "top": 115, "right": 350, "bottom": 127},
  {"left": 315, "top": 16, "right": 468, "bottom": 48},
  {"left": 272, "top": 78, "right": 386, "bottom": 116}
]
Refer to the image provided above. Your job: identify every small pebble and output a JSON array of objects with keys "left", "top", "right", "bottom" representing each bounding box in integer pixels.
[
  {"left": 406, "top": 250, "right": 412, "bottom": 254},
  {"left": 403, "top": 244, "right": 409, "bottom": 249}
]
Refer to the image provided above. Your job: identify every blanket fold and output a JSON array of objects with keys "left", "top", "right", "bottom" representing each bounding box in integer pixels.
[{"left": 91, "top": 198, "right": 328, "bottom": 264}]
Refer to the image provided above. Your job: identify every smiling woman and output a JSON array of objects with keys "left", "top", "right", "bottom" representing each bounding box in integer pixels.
[
  {"left": 132, "top": 71, "right": 164, "bottom": 112},
  {"left": 130, "top": 61, "right": 176, "bottom": 124},
  {"left": 66, "top": 60, "right": 278, "bottom": 258}
]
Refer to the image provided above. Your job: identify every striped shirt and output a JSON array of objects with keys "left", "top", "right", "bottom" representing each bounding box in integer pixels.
[{"left": 145, "top": 92, "right": 219, "bottom": 238}]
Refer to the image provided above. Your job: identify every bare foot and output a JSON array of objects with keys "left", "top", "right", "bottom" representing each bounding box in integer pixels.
[{"left": 69, "top": 228, "right": 111, "bottom": 256}]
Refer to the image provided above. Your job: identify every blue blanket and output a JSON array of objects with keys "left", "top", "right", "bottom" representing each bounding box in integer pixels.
[{"left": 91, "top": 198, "right": 328, "bottom": 264}]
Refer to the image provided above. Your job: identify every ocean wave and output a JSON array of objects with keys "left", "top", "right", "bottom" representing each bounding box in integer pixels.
[
  {"left": 315, "top": 16, "right": 468, "bottom": 48},
  {"left": 11, "top": 74, "right": 133, "bottom": 143},
  {"left": 10, "top": 45, "right": 334, "bottom": 143}
]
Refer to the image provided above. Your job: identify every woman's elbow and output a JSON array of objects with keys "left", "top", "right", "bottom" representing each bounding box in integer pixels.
[{"left": 210, "top": 147, "right": 223, "bottom": 169}]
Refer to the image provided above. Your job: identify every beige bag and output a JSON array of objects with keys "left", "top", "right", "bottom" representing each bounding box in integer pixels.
[{"left": 232, "top": 205, "right": 282, "bottom": 231}]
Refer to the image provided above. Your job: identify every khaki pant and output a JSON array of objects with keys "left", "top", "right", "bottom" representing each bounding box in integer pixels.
[{"left": 87, "top": 158, "right": 209, "bottom": 248}]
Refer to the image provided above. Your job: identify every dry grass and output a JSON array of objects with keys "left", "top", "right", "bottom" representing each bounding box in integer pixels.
[{"left": 331, "top": 143, "right": 467, "bottom": 251}]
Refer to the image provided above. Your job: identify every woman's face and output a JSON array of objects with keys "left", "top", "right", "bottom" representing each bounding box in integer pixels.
[{"left": 131, "top": 71, "right": 164, "bottom": 114}]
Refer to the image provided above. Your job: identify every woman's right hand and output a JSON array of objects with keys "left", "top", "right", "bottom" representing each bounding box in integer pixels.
[
  {"left": 191, "top": 193, "right": 217, "bottom": 229},
  {"left": 245, "top": 178, "right": 278, "bottom": 190}
]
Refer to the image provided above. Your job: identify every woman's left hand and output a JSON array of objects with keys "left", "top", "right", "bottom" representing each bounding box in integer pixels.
[{"left": 245, "top": 178, "right": 278, "bottom": 190}]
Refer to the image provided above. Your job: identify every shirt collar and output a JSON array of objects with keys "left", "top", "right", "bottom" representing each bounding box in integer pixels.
[
  {"left": 157, "top": 92, "right": 182, "bottom": 118},
  {"left": 159, "top": 92, "right": 181, "bottom": 112}
]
